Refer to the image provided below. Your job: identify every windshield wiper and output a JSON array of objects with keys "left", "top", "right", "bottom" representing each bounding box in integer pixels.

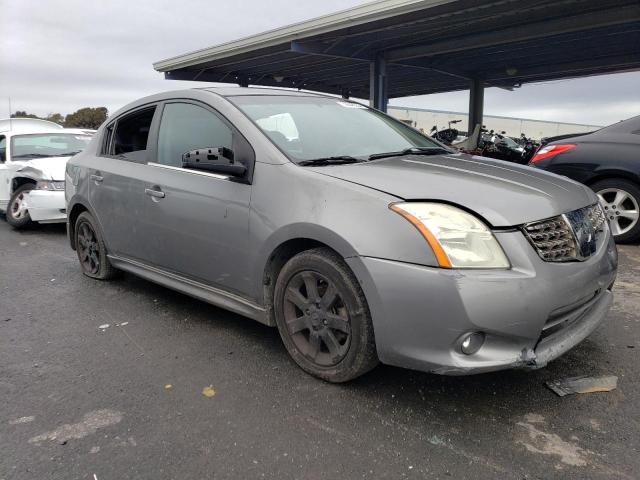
[
  {"left": 11, "top": 153, "right": 54, "bottom": 159},
  {"left": 12, "top": 152, "right": 80, "bottom": 159},
  {"left": 298, "top": 156, "right": 363, "bottom": 166},
  {"left": 368, "top": 147, "right": 450, "bottom": 161}
]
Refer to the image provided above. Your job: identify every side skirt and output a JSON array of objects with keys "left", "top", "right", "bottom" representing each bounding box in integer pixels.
[{"left": 108, "top": 254, "right": 271, "bottom": 326}]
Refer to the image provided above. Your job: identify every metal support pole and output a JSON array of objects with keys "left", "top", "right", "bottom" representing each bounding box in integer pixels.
[
  {"left": 369, "top": 53, "right": 388, "bottom": 112},
  {"left": 237, "top": 75, "right": 249, "bottom": 88},
  {"left": 468, "top": 79, "right": 484, "bottom": 135}
]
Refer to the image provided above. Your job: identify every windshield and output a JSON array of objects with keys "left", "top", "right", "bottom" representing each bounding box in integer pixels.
[
  {"left": 11, "top": 133, "right": 91, "bottom": 160},
  {"left": 230, "top": 95, "right": 442, "bottom": 162}
]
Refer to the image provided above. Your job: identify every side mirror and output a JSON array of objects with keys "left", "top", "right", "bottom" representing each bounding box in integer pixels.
[{"left": 181, "top": 147, "right": 246, "bottom": 177}]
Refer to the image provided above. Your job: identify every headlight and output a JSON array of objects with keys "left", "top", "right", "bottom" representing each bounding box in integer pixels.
[
  {"left": 390, "top": 202, "right": 510, "bottom": 269},
  {"left": 36, "top": 181, "right": 65, "bottom": 191}
]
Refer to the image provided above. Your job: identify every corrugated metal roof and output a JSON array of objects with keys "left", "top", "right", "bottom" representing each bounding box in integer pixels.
[{"left": 154, "top": 0, "right": 640, "bottom": 99}]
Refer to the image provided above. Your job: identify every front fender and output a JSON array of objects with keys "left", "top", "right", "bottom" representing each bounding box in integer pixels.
[{"left": 247, "top": 162, "right": 441, "bottom": 303}]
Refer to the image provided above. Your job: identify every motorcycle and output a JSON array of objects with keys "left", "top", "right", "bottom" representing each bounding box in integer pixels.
[
  {"left": 430, "top": 119, "right": 463, "bottom": 145},
  {"left": 478, "top": 129, "right": 529, "bottom": 164}
]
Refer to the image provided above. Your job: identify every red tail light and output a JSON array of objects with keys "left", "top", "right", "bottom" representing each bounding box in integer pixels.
[{"left": 529, "top": 144, "right": 576, "bottom": 164}]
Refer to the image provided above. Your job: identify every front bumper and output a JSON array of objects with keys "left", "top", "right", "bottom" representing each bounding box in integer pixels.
[
  {"left": 24, "top": 190, "right": 66, "bottom": 223},
  {"left": 346, "top": 229, "right": 617, "bottom": 375}
]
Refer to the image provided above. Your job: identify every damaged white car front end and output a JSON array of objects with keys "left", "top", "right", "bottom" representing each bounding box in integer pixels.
[
  {"left": 0, "top": 119, "right": 92, "bottom": 228},
  {"left": 19, "top": 179, "right": 68, "bottom": 224}
]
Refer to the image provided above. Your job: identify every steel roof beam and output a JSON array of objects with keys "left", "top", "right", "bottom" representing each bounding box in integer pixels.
[
  {"left": 290, "top": 40, "right": 472, "bottom": 82},
  {"left": 386, "top": 4, "right": 640, "bottom": 61}
]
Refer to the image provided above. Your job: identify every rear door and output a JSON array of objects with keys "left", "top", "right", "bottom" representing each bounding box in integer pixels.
[
  {"left": 88, "top": 105, "right": 158, "bottom": 261},
  {"left": 137, "top": 100, "right": 254, "bottom": 297}
]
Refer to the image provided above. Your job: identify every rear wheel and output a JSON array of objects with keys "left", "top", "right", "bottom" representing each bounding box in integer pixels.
[
  {"left": 274, "top": 248, "right": 378, "bottom": 382},
  {"left": 6, "top": 184, "right": 34, "bottom": 229},
  {"left": 74, "top": 211, "right": 117, "bottom": 280},
  {"left": 592, "top": 178, "right": 640, "bottom": 243}
]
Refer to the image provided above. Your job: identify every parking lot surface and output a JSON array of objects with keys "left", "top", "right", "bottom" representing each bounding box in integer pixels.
[{"left": 1, "top": 220, "right": 639, "bottom": 480}]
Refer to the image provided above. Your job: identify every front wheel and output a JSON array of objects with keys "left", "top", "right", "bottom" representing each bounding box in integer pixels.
[
  {"left": 6, "top": 184, "right": 34, "bottom": 229},
  {"left": 592, "top": 178, "right": 640, "bottom": 243},
  {"left": 274, "top": 248, "right": 378, "bottom": 382}
]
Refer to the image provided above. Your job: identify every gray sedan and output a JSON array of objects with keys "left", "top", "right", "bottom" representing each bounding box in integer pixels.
[{"left": 65, "top": 88, "right": 617, "bottom": 382}]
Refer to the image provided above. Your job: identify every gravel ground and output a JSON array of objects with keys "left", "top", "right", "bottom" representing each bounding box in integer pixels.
[{"left": 1, "top": 219, "right": 638, "bottom": 480}]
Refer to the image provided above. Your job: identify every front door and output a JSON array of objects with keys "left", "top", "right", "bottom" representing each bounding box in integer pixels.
[{"left": 138, "top": 101, "right": 253, "bottom": 298}]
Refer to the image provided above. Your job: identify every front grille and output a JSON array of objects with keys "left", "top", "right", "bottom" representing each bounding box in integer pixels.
[
  {"left": 523, "top": 204, "right": 605, "bottom": 263},
  {"left": 523, "top": 217, "right": 577, "bottom": 262}
]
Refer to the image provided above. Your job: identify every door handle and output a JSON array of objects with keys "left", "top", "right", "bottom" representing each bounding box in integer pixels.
[
  {"left": 145, "top": 188, "right": 165, "bottom": 199},
  {"left": 90, "top": 174, "right": 103, "bottom": 183}
]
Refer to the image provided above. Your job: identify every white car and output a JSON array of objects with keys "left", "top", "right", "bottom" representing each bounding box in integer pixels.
[{"left": 0, "top": 118, "right": 92, "bottom": 228}]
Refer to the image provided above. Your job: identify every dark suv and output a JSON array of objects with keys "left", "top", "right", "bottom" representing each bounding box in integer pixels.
[{"left": 530, "top": 115, "right": 640, "bottom": 243}]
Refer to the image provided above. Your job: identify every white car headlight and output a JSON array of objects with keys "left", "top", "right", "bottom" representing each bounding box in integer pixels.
[
  {"left": 390, "top": 202, "right": 510, "bottom": 269},
  {"left": 36, "top": 180, "right": 65, "bottom": 191}
]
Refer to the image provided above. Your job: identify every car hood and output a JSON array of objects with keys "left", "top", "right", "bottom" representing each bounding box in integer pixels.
[
  {"left": 13, "top": 156, "right": 70, "bottom": 181},
  {"left": 307, "top": 153, "right": 596, "bottom": 227}
]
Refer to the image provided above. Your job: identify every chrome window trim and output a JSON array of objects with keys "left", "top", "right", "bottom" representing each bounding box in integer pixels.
[{"left": 147, "top": 162, "right": 230, "bottom": 180}]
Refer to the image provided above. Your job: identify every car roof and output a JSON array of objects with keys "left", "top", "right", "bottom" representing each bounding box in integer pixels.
[
  {"left": 198, "top": 86, "right": 329, "bottom": 98},
  {"left": 0, "top": 118, "right": 64, "bottom": 134},
  {"left": 106, "top": 87, "right": 342, "bottom": 123},
  {"left": 593, "top": 114, "right": 640, "bottom": 135}
]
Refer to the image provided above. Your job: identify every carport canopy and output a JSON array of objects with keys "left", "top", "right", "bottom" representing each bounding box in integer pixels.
[{"left": 153, "top": 0, "right": 640, "bottom": 131}]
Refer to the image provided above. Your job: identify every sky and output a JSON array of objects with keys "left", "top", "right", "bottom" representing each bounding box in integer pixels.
[{"left": 1, "top": 0, "right": 639, "bottom": 127}]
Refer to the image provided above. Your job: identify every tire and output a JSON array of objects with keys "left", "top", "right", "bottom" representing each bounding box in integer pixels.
[
  {"left": 74, "top": 211, "right": 118, "bottom": 280},
  {"left": 273, "top": 247, "right": 378, "bottom": 382},
  {"left": 6, "top": 184, "right": 34, "bottom": 229},
  {"left": 592, "top": 178, "right": 640, "bottom": 243}
]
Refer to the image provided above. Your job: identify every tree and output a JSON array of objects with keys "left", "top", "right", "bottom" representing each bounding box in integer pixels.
[
  {"left": 64, "top": 107, "right": 108, "bottom": 129},
  {"left": 45, "top": 113, "right": 65, "bottom": 126},
  {"left": 11, "top": 111, "right": 40, "bottom": 119}
]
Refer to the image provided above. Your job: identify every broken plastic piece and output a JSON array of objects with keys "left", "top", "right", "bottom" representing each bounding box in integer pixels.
[{"left": 546, "top": 375, "right": 618, "bottom": 397}]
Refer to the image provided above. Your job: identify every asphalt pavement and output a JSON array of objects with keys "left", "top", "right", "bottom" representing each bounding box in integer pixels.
[{"left": 1, "top": 219, "right": 638, "bottom": 480}]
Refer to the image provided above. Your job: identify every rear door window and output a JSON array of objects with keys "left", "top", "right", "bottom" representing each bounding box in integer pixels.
[
  {"left": 111, "top": 107, "right": 156, "bottom": 161},
  {"left": 156, "top": 103, "right": 233, "bottom": 167}
]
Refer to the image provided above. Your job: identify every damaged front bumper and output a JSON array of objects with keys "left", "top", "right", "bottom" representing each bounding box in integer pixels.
[
  {"left": 346, "top": 229, "right": 617, "bottom": 376},
  {"left": 25, "top": 190, "right": 66, "bottom": 223}
]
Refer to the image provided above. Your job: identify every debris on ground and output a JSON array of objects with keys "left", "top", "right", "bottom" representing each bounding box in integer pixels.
[
  {"left": 9, "top": 416, "right": 35, "bottom": 425},
  {"left": 202, "top": 385, "right": 216, "bottom": 397},
  {"left": 98, "top": 324, "right": 110, "bottom": 330},
  {"left": 165, "top": 384, "right": 172, "bottom": 390},
  {"left": 546, "top": 375, "right": 618, "bottom": 397}
]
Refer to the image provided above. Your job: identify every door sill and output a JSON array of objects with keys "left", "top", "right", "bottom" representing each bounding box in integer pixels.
[{"left": 108, "top": 254, "right": 269, "bottom": 325}]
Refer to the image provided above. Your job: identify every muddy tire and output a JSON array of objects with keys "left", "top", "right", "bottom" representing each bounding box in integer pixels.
[{"left": 274, "top": 247, "right": 378, "bottom": 382}]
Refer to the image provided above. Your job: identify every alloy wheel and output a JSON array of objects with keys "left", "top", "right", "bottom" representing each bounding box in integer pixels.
[
  {"left": 597, "top": 188, "right": 640, "bottom": 236},
  {"left": 76, "top": 221, "right": 101, "bottom": 274},
  {"left": 283, "top": 270, "right": 351, "bottom": 366}
]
